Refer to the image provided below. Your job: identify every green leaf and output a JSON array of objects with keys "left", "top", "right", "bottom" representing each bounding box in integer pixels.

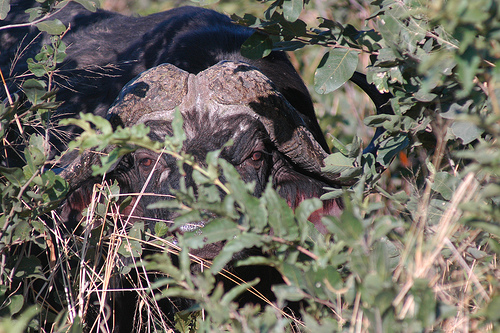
[
  {"left": 262, "top": 184, "right": 297, "bottom": 240},
  {"left": 372, "top": 216, "right": 401, "bottom": 240},
  {"left": 282, "top": 0, "right": 302, "bottom": 22},
  {"left": 0, "top": 166, "right": 25, "bottom": 187},
  {"left": 321, "top": 152, "right": 361, "bottom": 180},
  {"left": 314, "top": 48, "right": 359, "bottom": 94},
  {"left": 413, "top": 89, "right": 437, "bottom": 102},
  {"left": 482, "top": 183, "right": 500, "bottom": 200},
  {"left": 174, "top": 311, "right": 200, "bottom": 333},
  {"left": 71, "top": 0, "right": 99, "bottom": 12},
  {"left": 328, "top": 134, "right": 348, "bottom": 155},
  {"left": 22, "top": 79, "right": 47, "bottom": 104},
  {"left": 323, "top": 209, "right": 363, "bottom": 242},
  {"left": 294, "top": 198, "right": 322, "bottom": 224},
  {"left": 172, "top": 210, "right": 203, "bottom": 229},
  {"left": 26, "top": 58, "right": 44, "bottom": 77},
  {"left": 118, "top": 222, "right": 144, "bottom": 258},
  {"left": 467, "top": 221, "right": 500, "bottom": 238},
  {"left": 241, "top": 31, "right": 273, "bottom": 59},
  {"left": 220, "top": 159, "right": 267, "bottom": 231},
  {"left": 12, "top": 256, "right": 43, "bottom": 280},
  {"left": 275, "top": 14, "right": 307, "bottom": 39},
  {"left": 320, "top": 188, "right": 343, "bottom": 200},
  {"left": 310, "top": 266, "right": 342, "bottom": 298},
  {"left": 183, "top": 218, "right": 240, "bottom": 249},
  {"left": 35, "top": 19, "right": 66, "bottom": 35},
  {"left": 273, "top": 284, "right": 305, "bottom": 302},
  {"left": 376, "top": 134, "right": 409, "bottom": 167},
  {"left": 0, "top": 306, "right": 38, "bottom": 333},
  {"left": 450, "top": 121, "right": 483, "bottom": 144},
  {"left": 374, "top": 47, "right": 399, "bottom": 66},
  {"left": 456, "top": 49, "right": 482, "bottom": 96},
  {"left": 221, "top": 278, "right": 260, "bottom": 305},
  {"left": 431, "top": 172, "right": 458, "bottom": 200},
  {"left": 154, "top": 221, "right": 169, "bottom": 237},
  {"left": 211, "top": 233, "right": 263, "bottom": 273},
  {"left": 55, "top": 40, "right": 67, "bottom": 63},
  {"left": 145, "top": 252, "right": 183, "bottom": 281},
  {"left": 0, "top": 0, "right": 10, "bottom": 20},
  {"left": 272, "top": 40, "right": 306, "bottom": 51},
  {"left": 477, "top": 294, "right": 500, "bottom": 322},
  {"left": 413, "top": 280, "right": 437, "bottom": 327},
  {"left": 0, "top": 294, "right": 24, "bottom": 316},
  {"left": 282, "top": 262, "right": 307, "bottom": 291},
  {"left": 171, "top": 108, "right": 186, "bottom": 150},
  {"left": 23, "top": 139, "right": 45, "bottom": 177}
]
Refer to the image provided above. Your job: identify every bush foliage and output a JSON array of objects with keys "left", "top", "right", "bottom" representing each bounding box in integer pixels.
[{"left": 1, "top": 0, "right": 499, "bottom": 332}]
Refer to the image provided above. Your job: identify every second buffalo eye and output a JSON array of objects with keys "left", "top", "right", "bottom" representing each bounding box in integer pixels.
[{"left": 139, "top": 158, "right": 154, "bottom": 168}]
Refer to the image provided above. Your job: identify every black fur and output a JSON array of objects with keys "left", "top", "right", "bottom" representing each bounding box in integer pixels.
[{"left": 1, "top": 0, "right": 327, "bottom": 165}]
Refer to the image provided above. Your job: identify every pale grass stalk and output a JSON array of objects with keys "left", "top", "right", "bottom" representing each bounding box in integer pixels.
[
  {"left": 91, "top": 158, "right": 197, "bottom": 330},
  {"left": 356, "top": 307, "right": 364, "bottom": 333},
  {"left": 116, "top": 151, "right": 173, "bottom": 330},
  {"left": 392, "top": 176, "right": 431, "bottom": 282},
  {"left": 394, "top": 172, "right": 483, "bottom": 328},
  {"left": 451, "top": 310, "right": 469, "bottom": 333},
  {"left": 402, "top": 116, "right": 450, "bottom": 283},
  {"left": 119, "top": 234, "right": 171, "bottom": 331},
  {"left": 392, "top": 276, "right": 413, "bottom": 308},
  {"left": 487, "top": 77, "right": 500, "bottom": 115},
  {"left": 49, "top": 215, "right": 78, "bottom": 323},
  {"left": 444, "top": 238, "right": 489, "bottom": 301},
  {"left": 416, "top": 173, "right": 479, "bottom": 278},
  {"left": 72, "top": 152, "right": 169, "bottom": 330},
  {"left": 376, "top": 307, "right": 385, "bottom": 333},
  {"left": 87, "top": 186, "right": 116, "bottom": 332},
  {"left": 336, "top": 292, "right": 344, "bottom": 330},
  {"left": 80, "top": 183, "right": 104, "bottom": 321},
  {"left": 323, "top": 279, "right": 347, "bottom": 324},
  {"left": 350, "top": 291, "right": 361, "bottom": 333},
  {"left": 200, "top": 259, "right": 206, "bottom": 322},
  {"left": 422, "top": 172, "right": 489, "bottom": 330},
  {"left": 398, "top": 294, "right": 414, "bottom": 320}
]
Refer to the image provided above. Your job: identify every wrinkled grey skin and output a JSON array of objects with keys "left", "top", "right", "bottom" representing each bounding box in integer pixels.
[{"left": 61, "top": 61, "right": 343, "bottom": 245}]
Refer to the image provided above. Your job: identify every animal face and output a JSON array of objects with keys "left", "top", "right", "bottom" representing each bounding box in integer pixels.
[{"left": 60, "top": 61, "right": 343, "bottom": 238}]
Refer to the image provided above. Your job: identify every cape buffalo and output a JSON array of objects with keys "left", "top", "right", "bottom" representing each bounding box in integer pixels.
[{"left": 1, "top": 1, "right": 392, "bottom": 331}]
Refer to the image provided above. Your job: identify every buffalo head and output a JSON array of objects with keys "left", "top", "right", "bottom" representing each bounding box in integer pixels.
[{"left": 60, "top": 60, "right": 343, "bottom": 242}]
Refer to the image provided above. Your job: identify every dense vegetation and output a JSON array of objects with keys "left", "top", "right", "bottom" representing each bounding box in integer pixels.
[{"left": 1, "top": 0, "right": 499, "bottom": 332}]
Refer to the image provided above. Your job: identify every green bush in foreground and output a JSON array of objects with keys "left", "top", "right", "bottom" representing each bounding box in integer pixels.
[{"left": 1, "top": 0, "right": 499, "bottom": 332}]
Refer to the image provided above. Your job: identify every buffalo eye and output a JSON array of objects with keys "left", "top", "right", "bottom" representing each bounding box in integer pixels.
[
  {"left": 251, "top": 151, "right": 262, "bottom": 162},
  {"left": 136, "top": 154, "right": 158, "bottom": 174},
  {"left": 140, "top": 158, "right": 154, "bottom": 168},
  {"left": 245, "top": 151, "right": 265, "bottom": 169}
]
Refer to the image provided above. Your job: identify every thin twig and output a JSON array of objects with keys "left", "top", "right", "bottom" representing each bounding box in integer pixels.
[{"left": 0, "top": 4, "right": 69, "bottom": 32}]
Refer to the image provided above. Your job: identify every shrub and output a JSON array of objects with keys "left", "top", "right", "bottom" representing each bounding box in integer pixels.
[{"left": 0, "top": 0, "right": 499, "bottom": 332}]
